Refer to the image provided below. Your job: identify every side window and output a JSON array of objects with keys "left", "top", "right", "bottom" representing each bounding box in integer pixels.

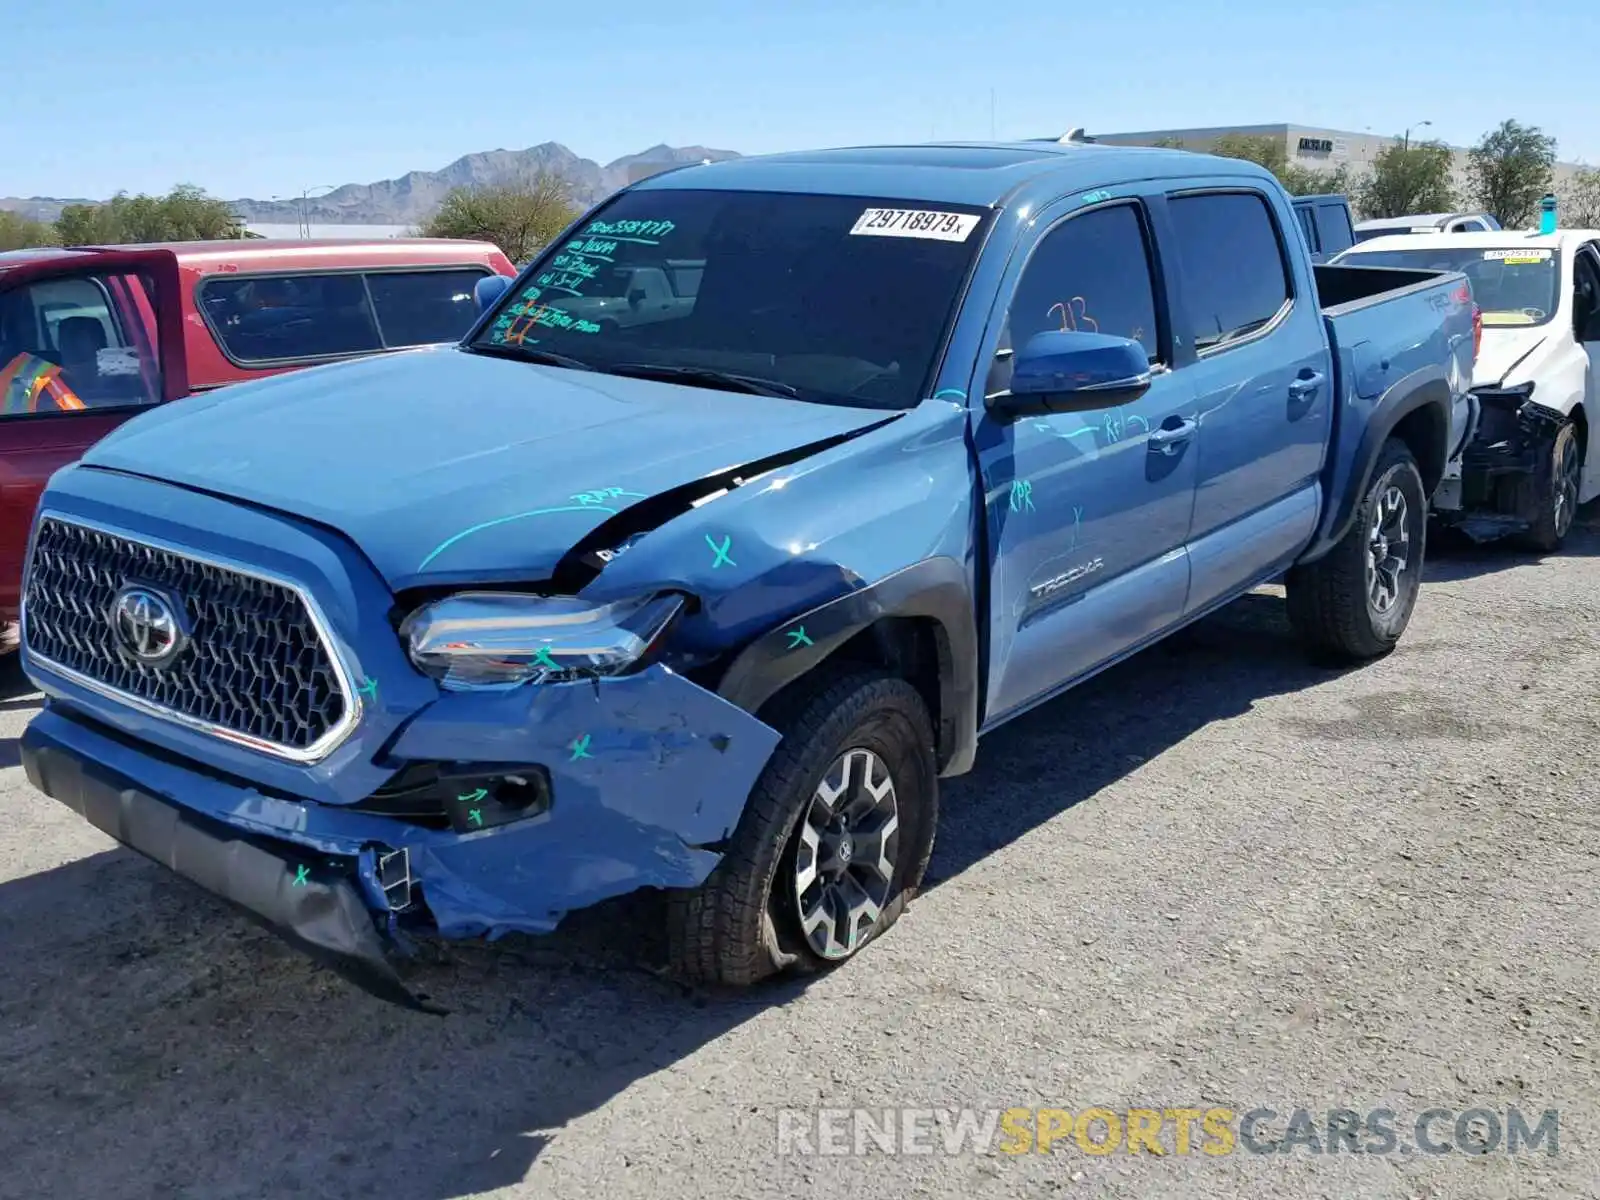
[
  {"left": 1314, "top": 203, "right": 1353, "bottom": 253},
  {"left": 987, "top": 202, "right": 1162, "bottom": 397},
  {"left": 0, "top": 273, "right": 161, "bottom": 416},
  {"left": 1574, "top": 250, "right": 1600, "bottom": 342},
  {"left": 199, "top": 271, "right": 383, "bottom": 364},
  {"left": 1167, "top": 191, "right": 1292, "bottom": 352},
  {"left": 1296, "top": 207, "right": 1319, "bottom": 252},
  {"left": 366, "top": 268, "right": 490, "bottom": 347}
]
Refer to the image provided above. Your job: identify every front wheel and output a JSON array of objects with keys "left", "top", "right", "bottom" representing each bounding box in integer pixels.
[
  {"left": 1512, "top": 418, "right": 1581, "bottom": 552},
  {"left": 1286, "top": 437, "right": 1427, "bottom": 662},
  {"left": 666, "top": 670, "right": 938, "bottom": 987}
]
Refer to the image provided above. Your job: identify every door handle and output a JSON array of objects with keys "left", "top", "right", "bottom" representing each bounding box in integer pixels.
[
  {"left": 1288, "top": 370, "right": 1324, "bottom": 400},
  {"left": 1147, "top": 417, "right": 1197, "bottom": 454}
]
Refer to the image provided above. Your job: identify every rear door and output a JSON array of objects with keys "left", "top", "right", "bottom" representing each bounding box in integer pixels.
[
  {"left": 0, "top": 250, "right": 187, "bottom": 619},
  {"left": 1159, "top": 185, "right": 1332, "bottom": 615}
]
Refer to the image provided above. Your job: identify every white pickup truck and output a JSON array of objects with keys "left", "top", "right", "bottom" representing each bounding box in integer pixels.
[{"left": 1335, "top": 229, "right": 1600, "bottom": 549}]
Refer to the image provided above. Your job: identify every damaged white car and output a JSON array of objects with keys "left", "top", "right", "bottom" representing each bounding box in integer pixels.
[{"left": 1335, "top": 229, "right": 1600, "bottom": 549}]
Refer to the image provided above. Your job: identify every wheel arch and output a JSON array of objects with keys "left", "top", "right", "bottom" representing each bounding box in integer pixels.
[
  {"left": 1299, "top": 373, "right": 1451, "bottom": 565},
  {"left": 716, "top": 557, "right": 981, "bottom": 777}
]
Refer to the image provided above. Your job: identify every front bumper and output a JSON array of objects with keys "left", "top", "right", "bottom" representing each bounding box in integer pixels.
[
  {"left": 23, "top": 721, "right": 437, "bottom": 1010},
  {"left": 22, "top": 664, "right": 782, "bottom": 1009},
  {"left": 1445, "top": 392, "right": 1565, "bottom": 537}
]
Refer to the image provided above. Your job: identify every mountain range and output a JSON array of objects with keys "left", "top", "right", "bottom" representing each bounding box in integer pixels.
[{"left": 0, "top": 143, "right": 743, "bottom": 227}]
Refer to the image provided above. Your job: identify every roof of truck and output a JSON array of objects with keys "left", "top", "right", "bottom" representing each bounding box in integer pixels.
[{"left": 629, "top": 140, "right": 1275, "bottom": 207}]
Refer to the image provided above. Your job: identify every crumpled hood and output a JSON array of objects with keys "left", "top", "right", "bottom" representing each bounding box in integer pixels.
[
  {"left": 82, "top": 346, "right": 893, "bottom": 589},
  {"left": 1472, "top": 326, "right": 1551, "bottom": 388}
]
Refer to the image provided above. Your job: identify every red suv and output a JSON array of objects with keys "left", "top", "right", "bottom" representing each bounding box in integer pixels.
[{"left": 0, "top": 238, "right": 515, "bottom": 647}]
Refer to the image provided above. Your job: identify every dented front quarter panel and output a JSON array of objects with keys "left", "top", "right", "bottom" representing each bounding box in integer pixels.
[{"left": 581, "top": 396, "right": 980, "bottom": 653}]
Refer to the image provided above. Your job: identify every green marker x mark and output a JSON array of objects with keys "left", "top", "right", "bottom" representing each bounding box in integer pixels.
[
  {"left": 786, "top": 627, "right": 813, "bottom": 650},
  {"left": 468, "top": 808, "right": 485, "bottom": 828},
  {"left": 706, "top": 534, "right": 735, "bottom": 569},
  {"left": 292, "top": 864, "right": 310, "bottom": 887},
  {"left": 532, "top": 646, "right": 559, "bottom": 671},
  {"left": 357, "top": 676, "right": 378, "bottom": 701},
  {"left": 570, "top": 734, "right": 594, "bottom": 761}
]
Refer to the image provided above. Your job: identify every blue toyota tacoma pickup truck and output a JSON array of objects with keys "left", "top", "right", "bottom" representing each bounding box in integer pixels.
[{"left": 17, "top": 142, "right": 1474, "bottom": 1010}]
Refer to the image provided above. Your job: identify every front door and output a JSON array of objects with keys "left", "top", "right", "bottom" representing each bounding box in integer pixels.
[
  {"left": 0, "top": 251, "right": 187, "bottom": 619},
  {"left": 970, "top": 194, "right": 1200, "bottom": 723},
  {"left": 1576, "top": 243, "right": 1600, "bottom": 503}
]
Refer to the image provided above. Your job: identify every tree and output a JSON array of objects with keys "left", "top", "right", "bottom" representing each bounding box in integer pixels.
[
  {"left": 1560, "top": 166, "right": 1600, "bottom": 228},
  {"left": 1467, "top": 120, "right": 1557, "bottom": 228},
  {"left": 1280, "top": 161, "right": 1353, "bottom": 198},
  {"left": 0, "top": 209, "right": 58, "bottom": 252},
  {"left": 1356, "top": 139, "right": 1457, "bottom": 218},
  {"left": 55, "top": 184, "right": 246, "bottom": 245},
  {"left": 1209, "top": 133, "right": 1288, "bottom": 175},
  {"left": 418, "top": 173, "right": 579, "bottom": 265},
  {"left": 1204, "top": 133, "right": 1351, "bottom": 197}
]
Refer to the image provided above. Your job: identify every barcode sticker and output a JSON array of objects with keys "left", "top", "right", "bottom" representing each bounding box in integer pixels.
[
  {"left": 1483, "top": 248, "right": 1552, "bottom": 262},
  {"left": 850, "top": 208, "right": 980, "bottom": 242}
]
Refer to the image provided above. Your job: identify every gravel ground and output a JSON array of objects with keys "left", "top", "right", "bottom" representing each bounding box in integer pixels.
[{"left": 1, "top": 515, "right": 1597, "bottom": 1200}]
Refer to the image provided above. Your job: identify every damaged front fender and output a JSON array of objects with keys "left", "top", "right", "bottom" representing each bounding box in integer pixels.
[{"left": 384, "top": 664, "right": 781, "bottom": 939}]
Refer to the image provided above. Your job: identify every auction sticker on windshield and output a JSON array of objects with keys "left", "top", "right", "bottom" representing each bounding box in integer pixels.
[
  {"left": 851, "top": 208, "right": 981, "bottom": 241},
  {"left": 1484, "top": 248, "right": 1553, "bottom": 263}
]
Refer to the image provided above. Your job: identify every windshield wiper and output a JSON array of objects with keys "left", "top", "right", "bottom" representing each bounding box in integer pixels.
[
  {"left": 466, "top": 342, "right": 597, "bottom": 372},
  {"left": 604, "top": 362, "right": 801, "bottom": 399}
]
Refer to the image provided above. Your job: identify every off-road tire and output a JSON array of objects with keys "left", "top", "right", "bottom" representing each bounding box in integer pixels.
[
  {"left": 1510, "top": 417, "right": 1581, "bottom": 552},
  {"left": 1286, "top": 437, "right": 1427, "bottom": 663},
  {"left": 666, "top": 669, "right": 938, "bottom": 988}
]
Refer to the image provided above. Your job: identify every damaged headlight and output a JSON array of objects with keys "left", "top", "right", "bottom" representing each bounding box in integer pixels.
[{"left": 400, "top": 592, "right": 684, "bottom": 691}]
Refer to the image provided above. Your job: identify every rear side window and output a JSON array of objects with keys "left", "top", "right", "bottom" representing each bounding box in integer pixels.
[
  {"left": 1314, "top": 203, "right": 1353, "bottom": 254},
  {"left": 200, "top": 267, "right": 490, "bottom": 364},
  {"left": 366, "top": 268, "right": 488, "bottom": 346},
  {"left": 1296, "top": 207, "right": 1318, "bottom": 252},
  {"left": 1167, "top": 192, "right": 1292, "bottom": 351}
]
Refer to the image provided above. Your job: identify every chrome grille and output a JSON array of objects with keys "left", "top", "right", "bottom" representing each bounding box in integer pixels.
[{"left": 23, "top": 516, "right": 354, "bottom": 759}]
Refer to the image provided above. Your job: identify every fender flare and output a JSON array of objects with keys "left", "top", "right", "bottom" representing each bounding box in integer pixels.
[
  {"left": 716, "top": 556, "right": 981, "bottom": 777},
  {"left": 1298, "top": 370, "right": 1452, "bottom": 565}
]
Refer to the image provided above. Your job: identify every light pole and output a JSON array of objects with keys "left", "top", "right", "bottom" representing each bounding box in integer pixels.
[
  {"left": 296, "top": 184, "right": 337, "bottom": 239},
  {"left": 1402, "top": 120, "right": 1432, "bottom": 152}
]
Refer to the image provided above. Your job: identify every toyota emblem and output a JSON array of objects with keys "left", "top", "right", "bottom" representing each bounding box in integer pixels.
[{"left": 110, "top": 585, "right": 187, "bottom": 666}]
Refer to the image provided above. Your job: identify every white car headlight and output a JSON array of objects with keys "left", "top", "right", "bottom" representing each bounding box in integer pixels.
[{"left": 400, "top": 591, "right": 684, "bottom": 691}]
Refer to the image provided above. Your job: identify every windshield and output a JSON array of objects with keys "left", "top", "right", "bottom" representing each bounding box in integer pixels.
[
  {"left": 1344, "top": 246, "right": 1561, "bottom": 326},
  {"left": 470, "top": 189, "right": 991, "bottom": 409}
]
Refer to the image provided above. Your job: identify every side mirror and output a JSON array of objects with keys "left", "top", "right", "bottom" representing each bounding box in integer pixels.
[
  {"left": 627, "top": 288, "right": 647, "bottom": 308},
  {"left": 990, "top": 330, "right": 1153, "bottom": 416},
  {"left": 474, "top": 274, "right": 513, "bottom": 315}
]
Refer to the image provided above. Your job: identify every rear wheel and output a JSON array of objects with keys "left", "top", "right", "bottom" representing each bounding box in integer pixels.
[
  {"left": 666, "top": 670, "right": 938, "bottom": 987},
  {"left": 1286, "top": 437, "right": 1427, "bottom": 662},
  {"left": 1512, "top": 418, "right": 1581, "bottom": 552}
]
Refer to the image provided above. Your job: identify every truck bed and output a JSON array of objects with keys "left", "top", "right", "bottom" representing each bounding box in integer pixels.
[
  {"left": 1308, "top": 262, "right": 1477, "bottom": 559},
  {"left": 1313, "top": 262, "right": 1447, "bottom": 311}
]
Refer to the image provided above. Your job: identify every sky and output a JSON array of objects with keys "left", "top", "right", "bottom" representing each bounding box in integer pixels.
[{"left": 6, "top": 0, "right": 1598, "bottom": 201}]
